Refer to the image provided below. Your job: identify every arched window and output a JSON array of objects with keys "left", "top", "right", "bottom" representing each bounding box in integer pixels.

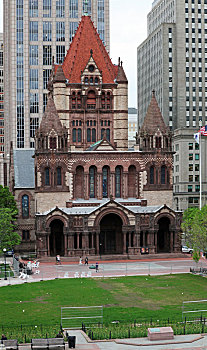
[
  {"left": 78, "top": 128, "right": 82, "bottom": 142},
  {"left": 72, "top": 91, "right": 76, "bottom": 108},
  {"left": 56, "top": 167, "right": 62, "bottom": 186},
  {"left": 92, "top": 128, "right": 96, "bottom": 142},
  {"left": 49, "top": 137, "right": 56, "bottom": 149},
  {"left": 128, "top": 165, "right": 136, "bottom": 197},
  {"left": 106, "top": 128, "right": 110, "bottom": 141},
  {"left": 115, "top": 166, "right": 122, "bottom": 198},
  {"left": 150, "top": 166, "right": 155, "bottom": 184},
  {"left": 77, "top": 92, "right": 81, "bottom": 108},
  {"left": 75, "top": 166, "right": 84, "bottom": 198},
  {"left": 87, "top": 90, "right": 96, "bottom": 109},
  {"left": 101, "top": 128, "right": 105, "bottom": 139},
  {"left": 161, "top": 165, "right": 166, "bottom": 184},
  {"left": 156, "top": 137, "right": 162, "bottom": 148},
  {"left": 95, "top": 77, "right": 98, "bottom": 84},
  {"left": 45, "top": 167, "right": 50, "bottom": 186},
  {"left": 72, "top": 129, "right": 76, "bottom": 142},
  {"left": 102, "top": 166, "right": 109, "bottom": 198},
  {"left": 22, "top": 194, "right": 29, "bottom": 218},
  {"left": 89, "top": 166, "right": 96, "bottom": 198},
  {"left": 87, "top": 128, "right": 91, "bottom": 142}
]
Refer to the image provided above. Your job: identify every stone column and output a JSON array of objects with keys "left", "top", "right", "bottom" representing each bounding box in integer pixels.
[
  {"left": 84, "top": 173, "right": 89, "bottom": 199},
  {"left": 91, "top": 233, "right": 94, "bottom": 249},
  {"left": 47, "top": 235, "right": 50, "bottom": 256},
  {"left": 96, "top": 232, "right": 99, "bottom": 254},
  {"left": 170, "top": 231, "right": 173, "bottom": 252},
  {"left": 123, "top": 231, "right": 126, "bottom": 254},
  {"left": 77, "top": 233, "right": 80, "bottom": 249},
  {"left": 123, "top": 172, "right": 128, "bottom": 198},
  {"left": 154, "top": 232, "right": 157, "bottom": 253},
  {"left": 110, "top": 172, "right": 115, "bottom": 197},
  {"left": 97, "top": 172, "right": 102, "bottom": 199},
  {"left": 64, "top": 234, "right": 67, "bottom": 256}
]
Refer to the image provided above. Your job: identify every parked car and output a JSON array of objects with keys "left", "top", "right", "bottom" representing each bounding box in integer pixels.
[{"left": 182, "top": 246, "right": 193, "bottom": 254}]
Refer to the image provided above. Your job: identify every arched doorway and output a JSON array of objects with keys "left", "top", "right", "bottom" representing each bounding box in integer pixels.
[
  {"left": 157, "top": 217, "right": 170, "bottom": 253},
  {"left": 49, "top": 219, "right": 64, "bottom": 256},
  {"left": 99, "top": 214, "right": 123, "bottom": 254}
]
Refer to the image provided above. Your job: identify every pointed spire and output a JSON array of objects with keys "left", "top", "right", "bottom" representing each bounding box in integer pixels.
[
  {"left": 39, "top": 96, "right": 65, "bottom": 134},
  {"left": 140, "top": 90, "right": 168, "bottom": 134},
  {"left": 53, "top": 65, "right": 66, "bottom": 83}
]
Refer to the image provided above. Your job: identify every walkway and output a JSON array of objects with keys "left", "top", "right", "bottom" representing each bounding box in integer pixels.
[{"left": 17, "top": 331, "right": 207, "bottom": 350}]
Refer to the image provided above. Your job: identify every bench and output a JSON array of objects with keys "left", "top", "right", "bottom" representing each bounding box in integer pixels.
[
  {"left": 31, "top": 338, "right": 65, "bottom": 350},
  {"left": 2, "top": 340, "right": 18, "bottom": 350}
]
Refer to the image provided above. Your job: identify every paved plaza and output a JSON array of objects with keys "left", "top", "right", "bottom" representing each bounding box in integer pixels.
[{"left": 0, "top": 256, "right": 207, "bottom": 286}]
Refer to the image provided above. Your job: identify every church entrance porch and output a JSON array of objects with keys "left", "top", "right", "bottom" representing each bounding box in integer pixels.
[
  {"left": 49, "top": 219, "right": 64, "bottom": 256},
  {"left": 99, "top": 214, "right": 123, "bottom": 254},
  {"left": 157, "top": 217, "right": 171, "bottom": 253}
]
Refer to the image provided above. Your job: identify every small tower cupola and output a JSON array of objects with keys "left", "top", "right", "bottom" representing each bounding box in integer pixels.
[
  {"left": 35, "top": 96, "right": 68, "bottom": 152},
  {"left": 138, "top": 91, "right": 172, "bottom": 152}
]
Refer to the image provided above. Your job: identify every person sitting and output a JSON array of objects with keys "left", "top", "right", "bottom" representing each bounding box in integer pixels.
[
  {"left": 1, "top": 334, "right": 7, "bottom": 340},
  {"left": 56, "top": 331, "right": 63, "bottom": 338}
]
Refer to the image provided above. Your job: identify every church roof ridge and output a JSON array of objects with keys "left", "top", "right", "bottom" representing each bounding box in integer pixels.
[{"left": 54, "top": 16, "right": 119, "bottom": 84}]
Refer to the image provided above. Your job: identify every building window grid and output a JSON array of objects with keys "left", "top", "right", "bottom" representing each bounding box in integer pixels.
[
  {"left": 29, "top": 0, "right": 38, "bottom": 17},
  {"left": 43, "top": 45, "right": 52, "bottom": 65},
  {"left": 56, "top": 0, "right": 65, "bottom": 17},
  {"left": 30, "top": 117, "right": 39, "bottom": 138},
  {"left": 30, "top": 45, "right": 38, "bottom": 65},
  {"left": 30, "top": 69, "right": 38, "bottom": 90},
  {"left": 56, "top": 22, "right": 65, "bottom": 41},
  {"left": 69, "top": 0, "right": 78, "bottom": 18},
  {"left": 43, "top": 0, "right": 51, "bottom": 17},
  {"left": 43, "top": 69, "right": 51, "bottom": 89},
  {"left": 43, "top": 21, "right": 52, "bottom": 41},
  {"left": 43, "top": 93, "right": 48, "bottom": 112},
  {"left": 69, "top": 22, "right": 78, "bottom": 42},
  {"left": 17, "top": 0, "right": 24, "bottom": 149},
  {"left": 29, "top": 21, "right": 38, "bottom": 41},
  {"left": 30, "top": 92, "right": 39, "bottom": 113},
  {"left": 56, "top": 45, "right": 65, "bottom": 64},
  {"left": 97, "top": 0, "right": 105, "bottom": 44}
]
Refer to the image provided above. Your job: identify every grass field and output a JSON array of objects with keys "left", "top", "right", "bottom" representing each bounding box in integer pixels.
[{"left": 0, "top": 274, "right": 207, "bottom": 327}]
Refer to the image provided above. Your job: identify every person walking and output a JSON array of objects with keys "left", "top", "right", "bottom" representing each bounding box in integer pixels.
[
  {"left": 79, "top": 257, "right": 82, "bottom": 265},
  {"left": 95, "top": 262, "right": 99, "bottom": 272},
  {"left": 85, "top": 257, "right": 88, "bottom": 265},
  {"left": 56, "top": 255, "right": 61, "bottom": 265}
]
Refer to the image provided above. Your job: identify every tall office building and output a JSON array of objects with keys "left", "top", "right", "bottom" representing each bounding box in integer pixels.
[
  {"left": 137, "top": 0, "right": 207, "bottom": 211},
  {"left": 3, "top": 0, "right": 110, "bottom": 156},
  {"left": 0, "top": 34, "right": 4, "bottom": 155}
]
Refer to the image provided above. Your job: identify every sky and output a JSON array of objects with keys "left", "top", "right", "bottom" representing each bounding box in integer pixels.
[{"left": 0, "top": 0, "right": 152, "bottom": 107}]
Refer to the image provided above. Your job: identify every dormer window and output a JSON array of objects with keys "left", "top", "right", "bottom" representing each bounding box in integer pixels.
[
  {"left": 88, "top": 64, "right": 94, "bottom": 72},
  {"left": 90, "top": 77, "right": 93, "bottom": 84},
  {"left": 49, "top": 137, "right": 57, "bottom": 149},
  {"left": 95, "top": 77, "right": 98, "bottom": 84},
  {"left": 84, "top": 77, "right": 88, "bottom": 84}
]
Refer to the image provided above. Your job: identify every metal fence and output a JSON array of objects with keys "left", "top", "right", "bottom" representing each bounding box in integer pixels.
[
  {"left": 182, "top": 299, "right": 207, "bottom": 321},
  {"left": 61, "top": 306, "right": 103, "bottom": 329}
]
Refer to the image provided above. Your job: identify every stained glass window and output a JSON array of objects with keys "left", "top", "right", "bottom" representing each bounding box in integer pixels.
[
  {"left": 115, "top": 166, "right": 121, "bottom": 198},
  {"left": 89, "top": 166, "right": 96, "bottom": 198},
  {"left": 102, "top": 166, "right": 108, "bottom": 198},
  {"left": 57, "top": 167, "right": 62, "bottom": 185},
  {"left": 22, "top": 195, "right": 29, "bottom": 218}
]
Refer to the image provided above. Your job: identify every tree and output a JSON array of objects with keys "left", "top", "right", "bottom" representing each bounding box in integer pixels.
[
  {"left": 0, "top": 186, "right": 20, "bottom": 253},
  {"left": 0, "top": 208, "right": 21, "bottom": 253},
  {"left": 0, "top": 185, "right": 18, "bottom": 217},
  {"left": 181, "top": 206, "right": 207, "bottom": 263}
]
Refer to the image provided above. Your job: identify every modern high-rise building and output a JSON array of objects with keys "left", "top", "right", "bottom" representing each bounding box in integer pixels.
[
  {"left": 137, "top": 0, "right": 207, "bottom": 211},
  {"left": 3, "top": 0, "right": 110, "bottom": 157},
  {"left": 0, "top": 34, "right": 4, "bottom": 156}
]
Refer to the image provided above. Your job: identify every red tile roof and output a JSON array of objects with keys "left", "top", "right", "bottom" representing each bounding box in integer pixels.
[{"left": 54, "top": 16, "right": 119, "bottom": 84}]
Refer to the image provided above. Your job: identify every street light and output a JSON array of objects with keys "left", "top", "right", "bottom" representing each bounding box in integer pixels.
[
  {"left": 3, "top": 248, "right": 7, "bottom": 280},
  {"left": 99, "top": 243, "right": 102, "bottom": 260}
]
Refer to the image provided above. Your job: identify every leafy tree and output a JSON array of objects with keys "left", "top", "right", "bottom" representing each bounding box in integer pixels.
[
  {"left": 0, "top": 186, "right": 20, "bottom": 253},
  {"left": 0, "top": 208, "right": 21, "bottom": 253},
  {"left": 181, "top": 206, "right": 207, "bottom": 263},
  {"left": 0, "top": 185, "right": 18, "bottom": 217}
]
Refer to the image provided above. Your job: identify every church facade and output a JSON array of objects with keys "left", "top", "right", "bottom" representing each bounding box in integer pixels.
[{"left": 10, "top": 16, "right": 182, "bottom": 258}]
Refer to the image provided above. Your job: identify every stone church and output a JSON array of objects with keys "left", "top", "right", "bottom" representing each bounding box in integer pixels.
[{"left": 10, "top": 15, "right": 182, "bottom": 258}]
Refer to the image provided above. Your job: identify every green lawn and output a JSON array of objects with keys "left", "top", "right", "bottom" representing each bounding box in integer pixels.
[{"left": 0, "top": 274, "right": 207, "bottom": 327}]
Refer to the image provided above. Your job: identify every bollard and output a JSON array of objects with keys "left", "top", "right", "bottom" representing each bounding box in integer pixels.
[{"left": 148, "top": 264, "right": 150, "bottom": 276}]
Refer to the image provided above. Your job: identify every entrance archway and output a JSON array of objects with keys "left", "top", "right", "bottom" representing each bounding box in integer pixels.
[
  {"left": 100, "top": 214, "right": 123, "bottom": 254},
  {"left": 157, "top": 217, "right": 170, "bottom": 253},
  {"left": 49, "top": 219, "right": 64, "bottom": 256}
]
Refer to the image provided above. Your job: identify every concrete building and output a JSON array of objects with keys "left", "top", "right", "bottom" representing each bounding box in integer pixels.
[
  {"left": 9, "top": 16, "right": 181, "bottom": 257},
  {"left": 128, "top": 108, "right": 137, "bottom": 149},
  {"left": 3, "top": 0, "right": 110, "bottom": 158},
  {"left": 137, "top": 0, "right": 207, "bottom": 211}
]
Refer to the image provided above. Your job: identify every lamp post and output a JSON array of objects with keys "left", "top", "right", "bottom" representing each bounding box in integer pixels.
[
  {"left": 99, "top": 243, "right": 102, "bottom": 260},
  {"left": 3, "top": 248, "right": 7, "bottom": 280}
]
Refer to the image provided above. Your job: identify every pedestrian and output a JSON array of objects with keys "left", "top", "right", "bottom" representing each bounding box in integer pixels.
[
  {"left": 56, "top": 255, "right": 61, "bottom": 265},
  {"left": 95, "top": 262, "right": 99, "bottom": 272},
  {"left": 56, "top": 331, "right": 63, "bottom": 338},
  {"left": 79, "top": 256, "right": 82, "bottom": 265},
  {"left": 1, "top": 334, "right": 7, "bottom": 340},
  {"left": 85, "top": 257, "right": 88, "bottom": 265}
]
